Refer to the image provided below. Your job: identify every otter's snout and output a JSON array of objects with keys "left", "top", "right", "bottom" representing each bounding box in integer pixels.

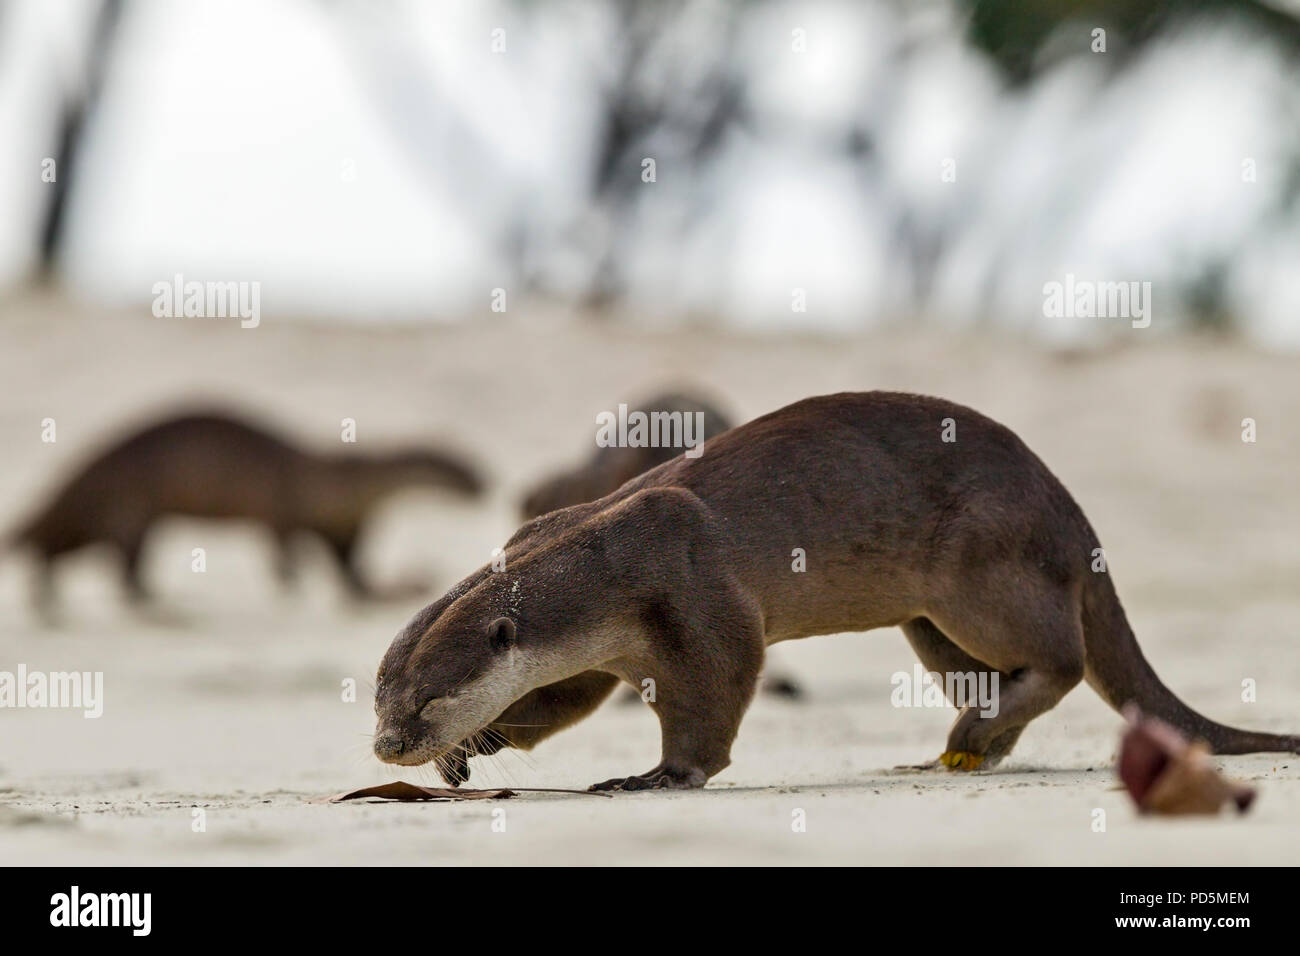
[{"left": 374, "top": 733, "right": 405, "bottom": 761}]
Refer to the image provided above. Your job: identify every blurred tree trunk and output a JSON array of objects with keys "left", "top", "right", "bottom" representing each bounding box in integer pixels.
[{"left": 37, "top": 0, "right": 124, "bottom": 284}]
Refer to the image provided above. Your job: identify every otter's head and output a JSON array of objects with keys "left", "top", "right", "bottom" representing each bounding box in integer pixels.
[
  {"left": 372, "top": 593, "right": 526, "bottom": 767},
  {"left": 385, "top": 448, "right": 486, "bottom": 497}
]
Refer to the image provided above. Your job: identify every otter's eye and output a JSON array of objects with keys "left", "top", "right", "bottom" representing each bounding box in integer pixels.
[{"left": 487, "top": 617, "right": 517, "bottom": 652}]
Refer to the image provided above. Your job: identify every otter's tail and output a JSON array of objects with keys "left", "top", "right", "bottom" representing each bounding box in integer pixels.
[{"left": 1081, "top": 571, "right": 1299, "bottom": 754}]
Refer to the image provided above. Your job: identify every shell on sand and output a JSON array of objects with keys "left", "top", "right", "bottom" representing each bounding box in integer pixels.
[{"left": 1118, "top": 705, "right": 1256, "bottom": 816}]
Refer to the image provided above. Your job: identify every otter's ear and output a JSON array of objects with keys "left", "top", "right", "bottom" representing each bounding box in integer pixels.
[{"left": 487, "top": 617, "right": 517, "bottom": 652}]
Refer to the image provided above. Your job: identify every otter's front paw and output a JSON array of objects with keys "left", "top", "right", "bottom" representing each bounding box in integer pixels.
[
  {"left": 436, "top": 749, "right": 470, "bottom": 786},
  {"left": 589, "top": 767, "right": 706, "bottom": 792}
]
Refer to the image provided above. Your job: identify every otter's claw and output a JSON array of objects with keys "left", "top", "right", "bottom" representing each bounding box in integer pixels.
[{"left": 589, "top": 767, "right": 706, "bottom": 792}]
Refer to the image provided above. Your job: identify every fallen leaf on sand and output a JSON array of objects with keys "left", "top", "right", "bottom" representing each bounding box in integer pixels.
[
  {"left": 328, "top": 782, "right": 516, "bottom": 803},
  {"left": 322, "top": 782, "right": 613, "bottom": 803},
  {"left": 1118, "top": 705, "right": 1256, "bottom": 816}
]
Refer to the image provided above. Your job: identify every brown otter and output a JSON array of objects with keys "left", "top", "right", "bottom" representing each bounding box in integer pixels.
[
  {"left": 373, "top": 391, "right": 1298, "bottom": 790},
  {"left": 520, "top": 391, "right": 733, "bottom": 520},
  {"left": 8, "top": 411, "right": 484, "bottom": 608},
  {"left": 520, "top": 390, "right": 802, "bottom": 703}
]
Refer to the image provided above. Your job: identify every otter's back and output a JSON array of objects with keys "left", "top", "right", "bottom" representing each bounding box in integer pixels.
[
  {"left": 18, "top": 413, "right": 309, "bottom": 548},
  {"left": 617, "top": 392, "right": 1090, "bottom": 637}
]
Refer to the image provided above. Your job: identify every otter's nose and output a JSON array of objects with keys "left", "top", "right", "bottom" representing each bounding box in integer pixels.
[{"left": 374, "top": 733, "right": 404, "bottom": 761}]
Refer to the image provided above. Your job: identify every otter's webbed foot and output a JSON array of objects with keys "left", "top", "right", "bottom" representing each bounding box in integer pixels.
[{"left": 588, "top": 765, "right": 707, "bottom": 792}]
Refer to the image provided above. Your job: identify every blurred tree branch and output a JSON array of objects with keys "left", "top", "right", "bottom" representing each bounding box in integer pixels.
[
  {"left": 37, "top": 0, "right": 124, "bottom": 284},
  {"left": 962, "top": 0, "right": 1300, "bottom": 83}
]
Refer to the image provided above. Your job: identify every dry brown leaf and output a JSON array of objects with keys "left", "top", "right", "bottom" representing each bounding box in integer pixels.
[
  {"left": 329, "top": 782, "right": 516, "bottom": 803},
  {"left": 323, "top": 781, "right": 612, "bottom": 803}
]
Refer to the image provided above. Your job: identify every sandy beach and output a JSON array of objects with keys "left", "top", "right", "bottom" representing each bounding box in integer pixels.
[{"left": 2, "top": 292, "right": 1298, "bottom": 866}]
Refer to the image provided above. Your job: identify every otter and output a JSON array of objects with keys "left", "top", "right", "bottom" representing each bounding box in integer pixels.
[
  {"left": 520, "top": 391, "right": 733, "bottom": 520},
  {"left": 8, "top": 411, "right": 484, "bottom": 608},
  {"left": 373, "top": 392, "right": 1297, "bottom": 790}
]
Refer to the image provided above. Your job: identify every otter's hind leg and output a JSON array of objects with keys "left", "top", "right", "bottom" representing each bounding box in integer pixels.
[
  {"left": 118, "top": 527, "right": 151, "bottom": 604},
  {"left": 31, "top": 552, "right": 59, "bottom": 622},
  {"left": 273, "top": 527, "right": 299, "bottom": 589},
  {"left": 438, "top": 671, "right": 621, "bottom": 786},
  {"left": 322, "top": 528, "right": 375, "bottom": 599},
  {"left": 900, "top": 617, "right": 1023, "bottom": 768},
  {"left": 926, "top": 581, "right": 1085, "bottom": 771}
]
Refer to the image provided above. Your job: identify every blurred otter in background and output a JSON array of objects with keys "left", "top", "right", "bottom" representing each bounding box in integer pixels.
[
  {"left": 521, "top": 391, "right": 733, "bottom": 520},
  {"left": 521, "top": 390, "right": 803, "bottom": 701},
  {"left": 7, "top": 411, "right": 484, "bottom": 610}
]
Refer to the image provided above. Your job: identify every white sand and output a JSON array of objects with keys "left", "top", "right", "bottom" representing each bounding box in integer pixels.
[{"left": 2, "top": 292, "right": 1297, "bottom": 865}]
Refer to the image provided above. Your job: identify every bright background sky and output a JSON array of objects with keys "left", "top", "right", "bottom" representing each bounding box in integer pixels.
[{"left": 1, "top": 0, "right": 1297, "bottom": 345}]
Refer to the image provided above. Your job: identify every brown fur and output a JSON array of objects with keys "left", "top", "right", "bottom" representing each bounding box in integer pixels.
[
  {"left": 9, "top": 411, "right": 483, "bottom": 607},
  {"left": 374, "top": 392, "right": 1298, "bottom": 790},
  {"left": 518, "top": 391, "right": 802, "bottom": 703},
  {"left": 520, "top": 391, "right": 733, "bottom": 519}
]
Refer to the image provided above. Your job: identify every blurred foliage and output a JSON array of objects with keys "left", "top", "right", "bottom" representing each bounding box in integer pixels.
[{"left": 963, "top": 0, "right": 1300, "bottom": 83}]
